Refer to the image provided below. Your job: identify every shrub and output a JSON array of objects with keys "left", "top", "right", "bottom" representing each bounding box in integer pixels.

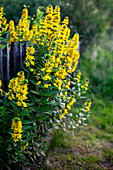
[{"left": 0, "top": 5, "right": 91, "bottom": 169}]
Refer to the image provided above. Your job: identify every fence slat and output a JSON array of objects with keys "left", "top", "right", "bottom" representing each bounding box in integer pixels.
[
  {"left": 3, "top": 42, "right": 10, "bottom": 91},
  {"left": 10, "top": 42, "right": 17, "bottom": 79},
  {"left": 0, "top": 45, "right": 3, "bottom": 88},
  {"left": 17, "top": 42, "right": 22, "bottom": 72},
  {"left": 22, "top": 41, "right": 27, "bottom": 62}
]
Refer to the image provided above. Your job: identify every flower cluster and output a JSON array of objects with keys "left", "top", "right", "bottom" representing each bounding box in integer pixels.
[
  {"left": 76, "top": 70, "right": 81, "bottom": 83},
  {"left": 0, "top": 80, "right": 3, "bottom": 96},
  {"left": 30, "top": 5, "right": 80, "bottom": 120},
  {"left": 9, "top": 20, "right": 18, "bottom": 43},
  {"left": 0, "top": 6, "right": 8, "bottom": 36},
  {"left": 18, "top": 8, "right": 33, "bottom": 41},
  {"left": 8, "top": 7, "right": 34, "bottom": 44},
  {"left": 25, "top": 46, "right": 35, "bottom": 67},
  {"left": 81, "top": 79, "right": 89, "bottom": 91},
  {"left": 0, "top": 5, "right": 91, "bottom": 167},
  {"left": 6, "top": 71, "right": 28, "bottom": 107},
  {"left": 32, "top": 23, "right": 38, "bottom": 44},
  {"left": 30, "top": 5, "right": 79, "bottom": 90},
  {"left": 11, "top": 117, "right": 22, "bottom": 142},
  {"left": 22, "top": 5, "right": 90, "bottom": 122}
]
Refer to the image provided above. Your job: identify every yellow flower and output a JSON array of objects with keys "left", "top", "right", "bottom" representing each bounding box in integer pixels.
[
  {"left": 25, "top": 47, "right": 35, "bottom": 67},
  {"left": 64, "top": 109, "right": 68, "bottom": 114},
  {"left": 36, "top": 81, "right": 41, "bottom": 86},
  {"left": 44, "top": 84, "right": 49, "bottom": 88},
  {"left": 67, "top": 105, "right": 71, "bottom": 110},
  {"left": 0, "top": 80, "right": 2, "bottom": 87},
  {"left": 81, "top": 85, "right": 85, "bottom": 89},
  {"left": 63, "top": 95, "right": 65, "bottom": 99},
  {"left": 17, "top": 101, "right": 22, "bottom": 106}
]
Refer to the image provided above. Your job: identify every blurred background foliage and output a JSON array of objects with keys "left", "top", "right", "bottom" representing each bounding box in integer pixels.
[{"left": 0, "top": 0, "right": 113, "bottom": 98}]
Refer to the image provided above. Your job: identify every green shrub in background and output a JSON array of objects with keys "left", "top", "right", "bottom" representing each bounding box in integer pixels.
[
  {"left": 80, "top": 34, "right": 113, "bottom": 98},
  {"left": 0, "top": 5, "right": 91, "bottom": 169},
  {"left": 0, "top": 0, "right": 111, "bottom": 46}
]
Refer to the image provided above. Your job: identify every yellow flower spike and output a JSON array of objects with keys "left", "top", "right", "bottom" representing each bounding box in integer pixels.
[
  {"left": 54, "top": 5, "right": 60, "bottom": 14},
  {"left": 8, "top": 72, "right": 28, "bottom": 107},
  {"left": 46, "top": 4, "right": 53, "bottom": 14},
  {"left": 62, "top": 16, "right": 69, "bottom": 25},
  {"left": 11, "top": 117, "right": 22, "bottom": 142},
  {"left": 25, "top": 46, "right": 35, "bottom": 67}
]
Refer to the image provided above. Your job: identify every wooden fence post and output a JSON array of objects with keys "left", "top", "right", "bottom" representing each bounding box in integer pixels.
[
  {"left": 17, "top": 42, "right": 22, "bottom": 72},
  {"left": 10, "top": 42, "right": 17, "bottom": 79},
  {"left": 22, "top": 41, "right": 27, "bottom": 62},
  {"left": 3, "top": 42, "right": 10, "bottom": 91},
  {"left": 0, "top": 45, "right": 3, "bottom": 89},
  {"left": 0, "top": 41, "right": 28, "bottom": 91}
]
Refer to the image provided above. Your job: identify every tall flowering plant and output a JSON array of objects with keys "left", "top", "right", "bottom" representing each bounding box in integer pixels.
[
  {"left": 0, "top": 5, "right": 91, "bottom": 169},
  {"left": 24, "top": 5, "right": 91, "bottom": 129}
]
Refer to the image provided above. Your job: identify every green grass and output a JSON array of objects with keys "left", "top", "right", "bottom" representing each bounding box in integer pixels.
[{"left": 44, "top": 94, "right": 113, "bottom": 170}]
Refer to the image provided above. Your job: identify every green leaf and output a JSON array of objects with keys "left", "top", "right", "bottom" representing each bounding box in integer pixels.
[
  {"left": 3, "top": 54, "right": 8, "bottom": 58},
  {"left": 44, "top": 101, "right": 60, "bottom": 105},
  {"left": 39, "top": 104, "right": 50, "bottom": 113},
  {"left": 30, "top": 90, "right": 40, "bottom": 95},
  {"left": 23, "top": 125, "right": 32, "bottom": 130},
  {"left": 41, "top": 90, "right": 58, "bottom": 97},
  {"left": 28, "top": 93, "right": 40, "bottom": 104},
  {"left": 1, "top": 44, "right": 6, "bottom": 50},
  {"left": 7, "top": 145, "right": 12, "bottom": 151},
  {"left": 23, "top": 66, "right": 28, "bottom": 72},
  {"left": 30, "top": 79, "right": 36, "bottom": 85},
  {"left": 23, "top": 120, "right": 33, "bottom": 124},
  {"left": 36, "top": 115, "right": 49, "bottom": 121},
  {"left": 27, "top": 103, "right": 34, "bottom": 106},
  {"left": 42, "top": 111, "right": 53, "bottom": 116}
]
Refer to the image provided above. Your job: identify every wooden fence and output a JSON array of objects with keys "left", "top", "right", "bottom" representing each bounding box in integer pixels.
[
  {"left": 0, "top": 41, "right": 27, "bottom": 91},
  {"left": 0, "top": 41, "right": 80, "bottom": 92}
]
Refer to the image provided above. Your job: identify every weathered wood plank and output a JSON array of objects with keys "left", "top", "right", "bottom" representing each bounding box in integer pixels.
[
  {"left": 10, "top": 42, "right": 17, "bottom": 79},
  {"left": 0, "top": 45, "right": 3, "bottom": 89},
  {"left": 17, "top": 42, "right": 22, "bottom": 72},
  {"left": 22, "top": 41, "right": 27, "bottom": 62},
  {"left": 3, "top": 42, "right": 10, "bottom": 91}
]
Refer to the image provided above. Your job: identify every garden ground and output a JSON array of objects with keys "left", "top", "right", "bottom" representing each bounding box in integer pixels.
[{"left": 43, "top": 95, "right": 113, "bottom": 170}]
